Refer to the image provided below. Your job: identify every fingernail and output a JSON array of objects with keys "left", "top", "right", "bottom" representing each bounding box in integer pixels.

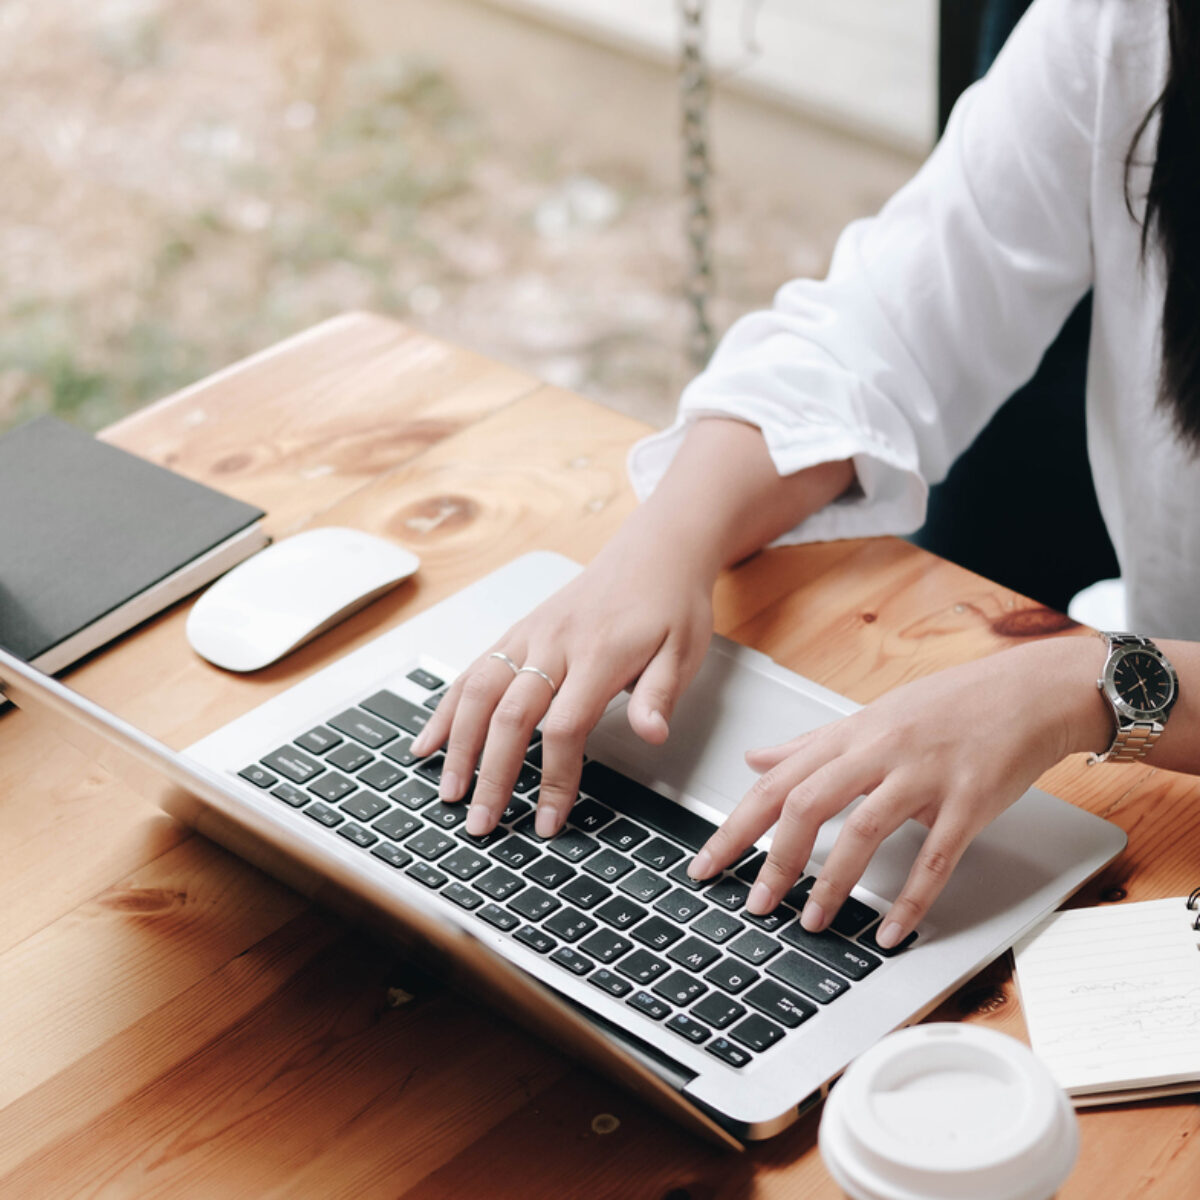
[
  {"left": 439, "top": 771, "right": 461, "bottom": 801},
  {"left": 877, "top": 921, "right": 903, "bottom": 949},
  {"left": 411, "top": 729, "right": 432, "bottom": 755},
  {"left": 747, "top": 882, "right": 774, "bottom": 914},
  {"left": 801, "top": 900, "right": 825, "bottom": 932},
  {"left": 465, "top": 805, "right": 491, "bottom": 836},
  {"left": 688, "top": 849, "right": 713, "bottom": 879},
  {"left": 535, "top": 807, "right": 560, "bottom": 839}
]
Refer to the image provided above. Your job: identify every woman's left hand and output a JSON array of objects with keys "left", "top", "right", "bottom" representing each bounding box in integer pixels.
[{"left": 688, "top": 637, "right": 1110, "bottom": 949}]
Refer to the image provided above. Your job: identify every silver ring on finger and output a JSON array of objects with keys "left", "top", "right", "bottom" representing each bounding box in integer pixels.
[
  {"left": 488, "top": 651, "right": 520, "bottom": 675},
  {"left": 517, "top": 664, "right": 558, "bottom": 695}
]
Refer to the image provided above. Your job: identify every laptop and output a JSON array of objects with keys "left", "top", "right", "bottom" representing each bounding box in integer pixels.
[{"left": 0, "top": 550, "right": 1126, "bottom": 1146}]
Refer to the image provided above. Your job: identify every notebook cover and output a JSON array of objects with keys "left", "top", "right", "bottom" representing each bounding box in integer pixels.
[{"left": 0, "top": 416, "right": 265, "bottom": 662}]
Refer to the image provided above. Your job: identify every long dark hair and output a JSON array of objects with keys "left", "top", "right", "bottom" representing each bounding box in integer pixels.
[{"left": 1127, "top": 0, "right": 1200, "bottom": 447}]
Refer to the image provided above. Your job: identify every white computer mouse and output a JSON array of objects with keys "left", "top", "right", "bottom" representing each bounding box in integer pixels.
[{"left": 186, "top": 526, "right": 420, "bottom": 672}]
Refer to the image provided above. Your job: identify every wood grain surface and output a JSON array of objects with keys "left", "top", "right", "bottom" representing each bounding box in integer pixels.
[{"left": 0, "top": 313, "right": 1195, "bottom": 1198}]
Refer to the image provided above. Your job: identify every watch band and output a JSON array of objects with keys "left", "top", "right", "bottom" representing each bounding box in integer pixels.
[{"left": 1089, "top": 631, "right": 1173, "bottom": 766}]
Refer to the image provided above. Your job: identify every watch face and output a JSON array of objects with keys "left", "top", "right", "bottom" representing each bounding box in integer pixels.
[{"left": 1113, "top": 649, "right": 1175, "bottom": 716}]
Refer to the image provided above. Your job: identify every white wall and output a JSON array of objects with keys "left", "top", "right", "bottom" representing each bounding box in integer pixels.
[{"left": 484, "top": 0, "right": 937, "bottom": 154}]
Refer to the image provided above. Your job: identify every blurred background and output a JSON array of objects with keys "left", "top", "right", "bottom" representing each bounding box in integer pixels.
[{"left": 0, "top": 0, "right": 937, "bottom": 435}]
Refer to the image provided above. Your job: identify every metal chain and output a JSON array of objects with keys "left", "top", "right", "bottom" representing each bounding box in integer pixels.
[{"left": 678, "top": 0, "right": 715, "bottom": 368}]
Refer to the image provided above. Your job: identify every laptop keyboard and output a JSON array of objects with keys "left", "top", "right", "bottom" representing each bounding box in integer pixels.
[{"left": 236, "top": 666, "right": 917, "bottom": 1071}]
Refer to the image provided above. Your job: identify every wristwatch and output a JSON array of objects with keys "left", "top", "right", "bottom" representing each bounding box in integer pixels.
[{"left": 1089, "top": 632, "right": 1179, "bottom": 765}]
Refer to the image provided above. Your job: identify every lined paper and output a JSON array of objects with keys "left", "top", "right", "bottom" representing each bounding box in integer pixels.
[{"left": 1013, "top": 898, "right": 1200, "bottom": 1096}]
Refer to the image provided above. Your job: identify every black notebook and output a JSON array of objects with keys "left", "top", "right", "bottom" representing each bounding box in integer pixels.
[{"left": 0, "top": 416, "right": 268, "bottom": 672}]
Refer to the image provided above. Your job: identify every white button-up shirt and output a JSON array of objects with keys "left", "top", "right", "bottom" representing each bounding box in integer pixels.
[{"left": 628, "top": 0, "right": 1198, "bottom": 639}]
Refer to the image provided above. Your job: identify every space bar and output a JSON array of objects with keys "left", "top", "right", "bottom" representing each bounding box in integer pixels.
[{"left": 579, "top": 762, "right": 719, "bottom": 853}]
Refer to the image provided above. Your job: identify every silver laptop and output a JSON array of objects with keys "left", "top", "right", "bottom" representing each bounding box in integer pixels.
[{"left": 0, "top": 550, "right": 1126, "bottom": 1146}]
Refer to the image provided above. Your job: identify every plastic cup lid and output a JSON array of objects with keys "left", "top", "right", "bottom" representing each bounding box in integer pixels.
[{"left": 819, "top": 1023, "right": 1078, "bottom": 1200}]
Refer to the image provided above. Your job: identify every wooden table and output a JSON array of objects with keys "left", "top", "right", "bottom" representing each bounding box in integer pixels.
[{"left": 0, "top": 313, "right": 1196, "bottom": 1197}]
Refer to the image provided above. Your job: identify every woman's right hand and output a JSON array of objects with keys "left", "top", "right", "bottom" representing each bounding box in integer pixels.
[{"left": 410, "top": 522, "right": 717, "bottom": 838}]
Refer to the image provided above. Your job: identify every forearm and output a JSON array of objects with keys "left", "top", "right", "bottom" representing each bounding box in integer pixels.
[{"left": 620, "top": 416, "right": 854, "bottom": 581}]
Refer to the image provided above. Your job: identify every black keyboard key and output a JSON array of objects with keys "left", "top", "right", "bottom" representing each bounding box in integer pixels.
[
  {"left": 594, "top": 896, "right": 647, "bottom": 931},
  {"left": 858, "top": 923, "right": 919, "bottom": 956},
  {"left": 598, "top": 818, "right": 650, "bottom": 853},
  {"left": 336, "top": 821, "right": 378, "bottom": 849},
  {"left": 583, "top": 849, "right": 635, "bottom": 883},
  {"left": 270, "top": 782, "right": 309, "bottom": 808},
  {"left": 414, "top": 754, "right": 445, "bottom": 786},
  {"left": 652, "top": 970, "right": 707, "bottom": 1007},
  {"left": 329, "top": 708, "right": 398, "bottom": 748},
  {"left": 308, "top": 772, "right": 356, "bottom": 803},
  {"left": 616, "top": 949, "right": 670, "bottom": 985},
  {"left": 627, "top": 990, "right": 670, "bottom": 1021},
  {"left": 691, "top": 909, "right": 745, "bottom": 945},
  {"left": 382, "top": 736, "right": 420, "bottom": 768},
  {"left": 744, "top": 904, "right": 796, "bottom": 934},
  {"left": 261, "top": 746, "right": 324, "bottom": 784},
  {"left": 477, "top": 903, "right": 520, "bottom": 931},
  {"left": 406, "top": 667, "right": 444, "bottom": 690},
  {"left": 546, "top": 827, "right": 599, "bottom": 863},
  {"left": 443, "top": 882, "right": 483, "bottom": 910},
  {"left": 734, "top": 850, "right": 767, "bottom": 884},
  {"left": 668, "top": 936, "right": 721, "bottom": 973},
  {"left": 295, "top": 725, "right": 342, "bottom": 754},
  {"left": 729, "top": 929, "right": 783, "bottom": 966},
  {"left": 767, "top": 950, "right": 851, "bottom": 1003},
  {"left": 239, "top": 764, "right": 277, "bottom": 789},
  {"left": 441, "top": 846, "right": 490, "bottom": 879},
  {"left": 544, "top": 907, "right": 598, "bottom": 943},
  {"left": 618, "top": 868, "right": 671, "bottom": 904},
  {"left": 588, "top": 968, "right": 633, "bottom": 998},
  {"left": 491, "top": 835, "right": 543, "bottom": 870},
  {"left": 632, "top": 837, "right": 686, "bottom": 871},
  {"left": 458, "top": 826, "right": 507, "bottom": 849},
  {"left": 514, "top": 925, "right": 557, "bottom": 954},
  {"left": 406, "top": 828, "right": 455, "bottom": 860},
  {"left": 579, "top": 929, "right": 634, "bottom": 964},
  {"left": 630, "top": 916, "right": 685, "bottom": 952},
  {"left": 783, "top": 877, "right": 816, "bottom": 908},
  {"left": 514, "top": 762, "right": 541, "bottom": 794},
  {"left": 524, "top": 742, "right": 544, "bottom": 770},
  {"left": 666, "top": 860, "right": 707, "bottom": 892},
  {"left": 340, "top": 792, "right": 389, "bottom": 822},
  {"left": 691, "top": 993, "right": 746, "bottom": 1030},
  {"left": 780, "top": 924, "right": 882, "bottom": 981},
  {"left": 706, "top": 1038, "right": 752, "bottom": 1069},
  {"left": 370, "top": 842, "right": 413, "bottom": 869},
  {"left": 509, "top": 886, "right": 561, "bottom": 921},
  {"left": 360, "top": 690, "right": 430, "bottom": 736},
  {"left": 705, "top": 876, "right": 751, "bottom": 912},
  {"left": 550, "top": 946, "right": 593, "bottom": 976},
  {"left": 654, "top": 888, "right": 707, "bottom": 924},
  {"left": 666, "top": 1013, "right": 710, "bottom": 1044},
  {"left": 560, "top": 876, "right": 612, "bottom": 910},
  {"left": 704, "top": 958, "right": 759, "bottom": 995},
  {"left": 390, "top": 778, "right": 437, "bottom": 810},
  {"left": 406, "top": 861, "right": 448, "bottom": 889},
  {"left": 302, "top": 801, "right": 343, "bottom": 828},
  {"left": 424, "top": 801, "right": 467, "bottom": 830},
  {"left": 423, "top": 691, "right": 444, "bottom": 710},
  {"left": 372, "top": 809, "right": 422, "bottom": 841},
  {"left": 476, "top": 866, "right": 524, "bottom": 901},
  {"left": 830, "top": 896, "right": 880, "bottom": 937},
  {"left": 524, "top": 856, "right": 577, "bottom": 889},
  {"left": 327, "top": 742, "right": 375, "bottom": 773},
  {"left": 744, "top": 979, "right": 817, "bottom": 1028},
  {"left": 571, "top": 797, "right": 613, "bottom": 833},
  {"left": 729, "top": 1013, "right": 785, "bottom": 1053},
  {"left": 501, "top": 797, "right": 532, "bottom": 825},
  {"left": 358, "top": 760, "right": 406, "bottom": 792},
  {"left": 580, "top": 762, "right": 719, "bottom": 852}
]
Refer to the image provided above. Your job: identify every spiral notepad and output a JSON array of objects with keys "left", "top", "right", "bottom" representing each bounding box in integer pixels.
[{"left": 1013, "top": 891, "right": 1200, "bottom": 1105}]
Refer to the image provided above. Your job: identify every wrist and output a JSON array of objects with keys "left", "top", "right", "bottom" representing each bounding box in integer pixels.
[{"left": 1050, "top": 634, "right": 1114, "bottom": 759}]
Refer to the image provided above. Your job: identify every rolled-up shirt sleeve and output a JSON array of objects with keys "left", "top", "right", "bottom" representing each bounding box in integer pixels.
[{"left": 628, "top": 0, "right": 1099, "bottom": 544}]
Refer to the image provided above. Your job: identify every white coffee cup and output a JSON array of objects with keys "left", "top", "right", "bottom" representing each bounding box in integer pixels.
[{"left": 819, "top": 1023, "right": 1078, "bottom": 1200}]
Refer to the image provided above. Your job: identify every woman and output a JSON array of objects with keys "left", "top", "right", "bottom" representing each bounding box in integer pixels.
[{"left": 410, "top": 0, "right": 1200, "bottom": 952}]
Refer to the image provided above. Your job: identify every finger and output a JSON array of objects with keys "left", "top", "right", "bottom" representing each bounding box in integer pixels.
[
  {"left": 749, "top": 757, "right": 884, "bottom": 915},
  {"left": 744, "top": 725, "right": 829, "bottom": 771},
  {"left": 799, "top": 779, "right": 913, "bottom": 933},
  {"left": 466, "top": 664, "right": 561, "bottom": 835},
  {"left": 689, "top": 738, "right": 838, "bottom": 882},
  {"left": 627, "top": 632, "right": 701, "bottom": 744},
  {"left": 875, "top": 817, "right": 971, "bottom": 948},
  {"left": 438, "top": 652, "right": 523, "bottom": 802}
]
